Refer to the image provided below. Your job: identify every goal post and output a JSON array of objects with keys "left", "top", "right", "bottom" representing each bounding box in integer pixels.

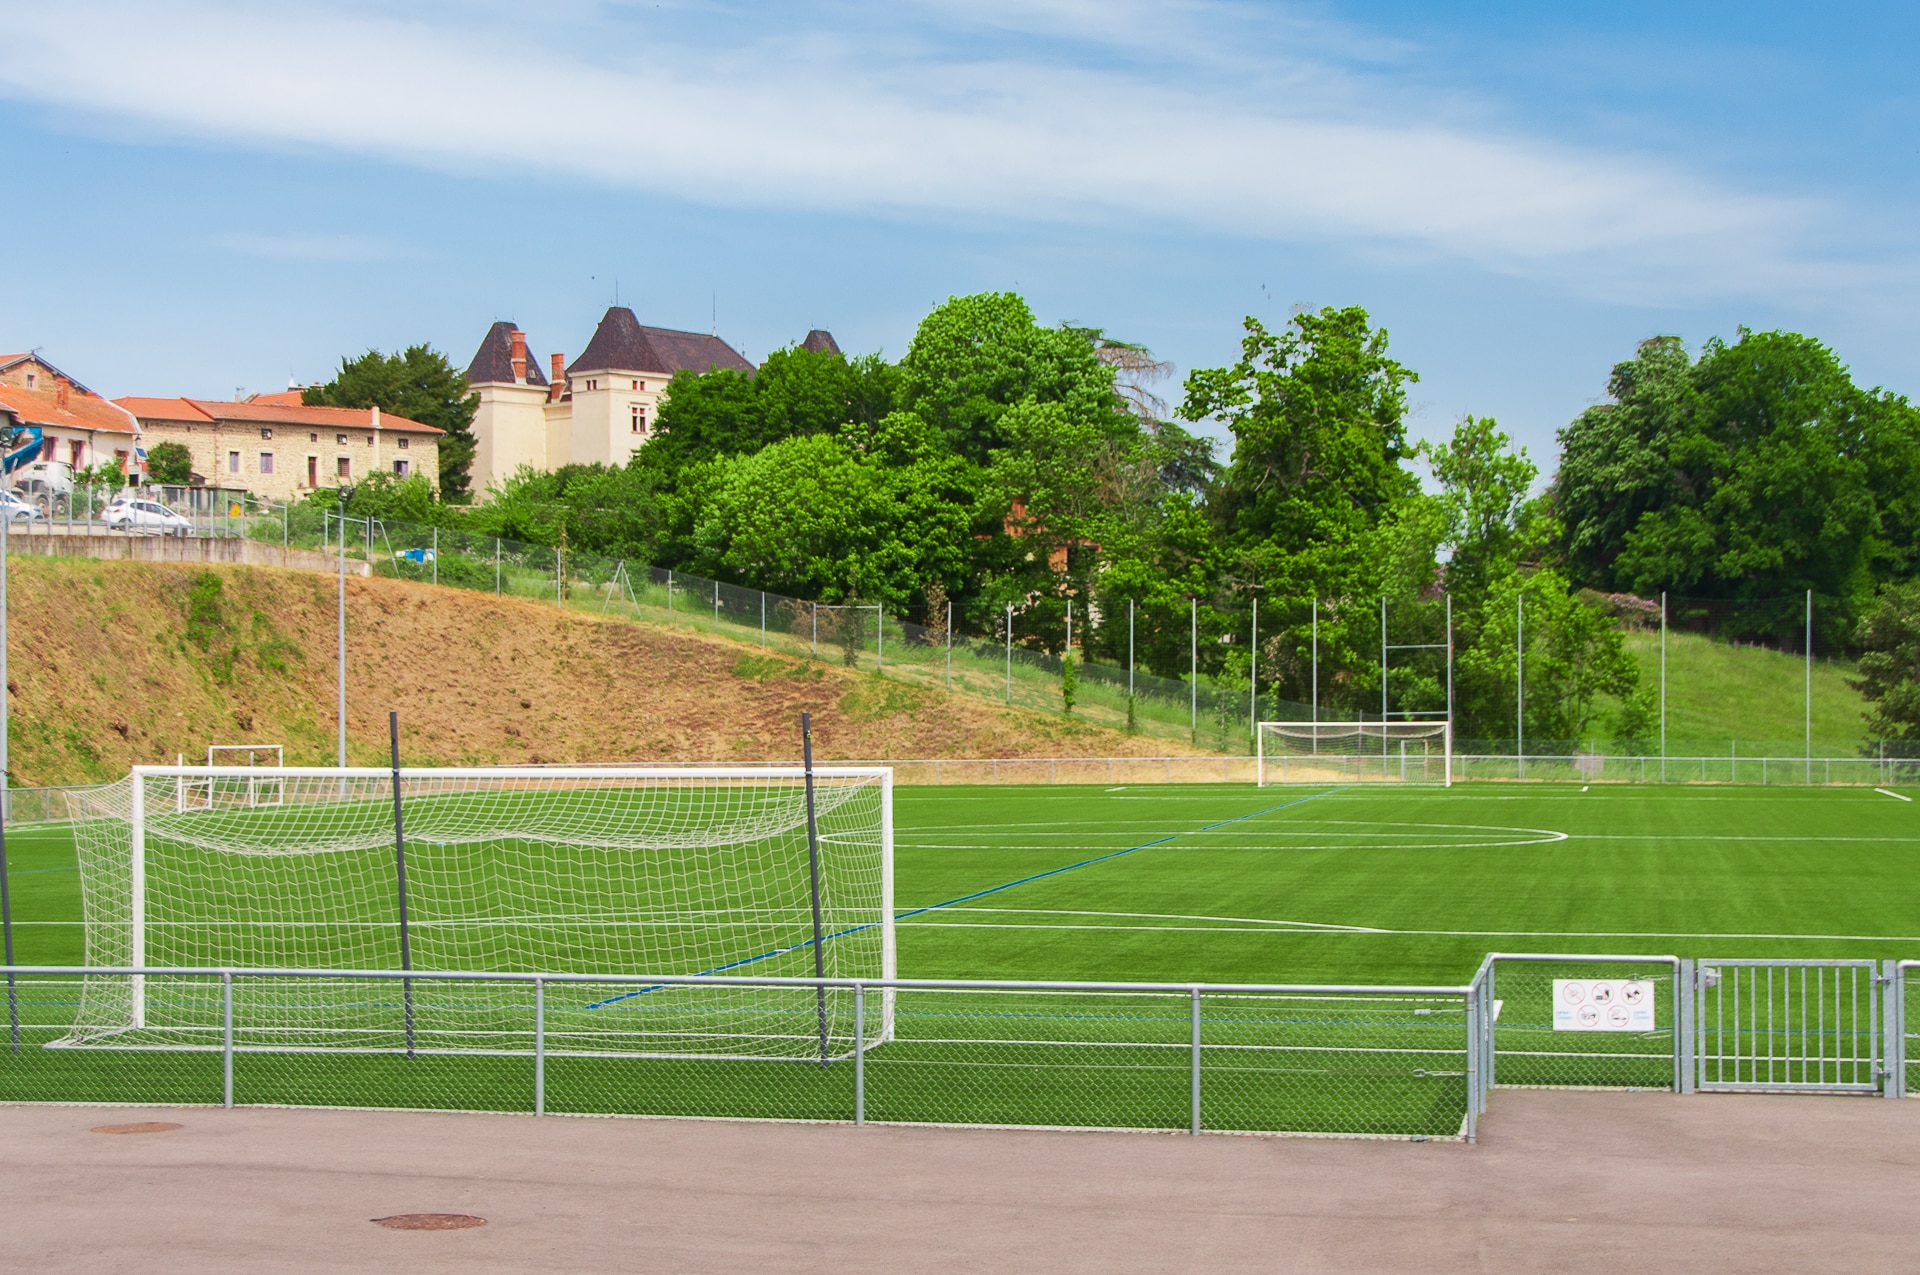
[
  {"left": 1257, "top": 721, "right": 1452, "bottom": 787},
  {"left": 67, "top": 765, "right": 895, "bottom": 1059}
]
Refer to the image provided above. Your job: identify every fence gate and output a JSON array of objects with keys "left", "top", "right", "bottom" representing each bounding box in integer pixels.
[{"left": 1694, "top": 960, "right": 1883, "bottom": 1093}]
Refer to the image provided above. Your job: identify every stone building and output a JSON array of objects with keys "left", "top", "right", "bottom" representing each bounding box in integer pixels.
[{"left": 117, "top": 395, "right": 442, "bottom": 503}]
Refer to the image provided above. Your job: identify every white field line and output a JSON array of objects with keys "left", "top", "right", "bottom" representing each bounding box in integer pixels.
[{"left": 1876, "top": 788, "right": 1913, "bottom": 802}]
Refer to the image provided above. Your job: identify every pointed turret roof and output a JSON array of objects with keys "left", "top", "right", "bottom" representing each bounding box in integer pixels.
[{"left": 569, "top": 307, "right": 753, "bottom": 378}]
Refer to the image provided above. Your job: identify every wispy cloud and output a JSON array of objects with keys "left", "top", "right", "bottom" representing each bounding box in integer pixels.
[
  {"left": 0, "top": 0, "right": 1875, "bottom": 304},
  {"left": 210, "top": 232, "right": 408, "bottom": 262}
]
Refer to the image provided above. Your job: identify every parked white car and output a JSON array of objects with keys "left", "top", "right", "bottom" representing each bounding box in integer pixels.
[
  {"left": 102, "top": 497, "right": 192, "bottom": 536},
  {"left": 1, "top": 491, "right": 47, "bottom": 523}
]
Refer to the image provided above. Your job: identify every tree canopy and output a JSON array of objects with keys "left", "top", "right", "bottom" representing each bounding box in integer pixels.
[{"left": 305, "top": 344, "right": 480, "bottom": 503}]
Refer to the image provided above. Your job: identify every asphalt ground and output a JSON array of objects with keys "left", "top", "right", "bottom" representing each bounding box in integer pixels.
[{"left": 2, "top": 1089, "right": 1914, "bottom": 1273}]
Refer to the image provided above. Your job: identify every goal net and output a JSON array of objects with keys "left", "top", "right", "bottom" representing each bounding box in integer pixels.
[
  {"left": 1257, "top": 722, "right": 1452, "bottom": 787},
  {"left": 59, "top": 765, "right": 893, "bottom": 1060}
]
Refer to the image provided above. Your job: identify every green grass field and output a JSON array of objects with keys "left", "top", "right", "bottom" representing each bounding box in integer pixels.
[{"left": 4, "top": 780, "right": 1917, "bottom": 1136}]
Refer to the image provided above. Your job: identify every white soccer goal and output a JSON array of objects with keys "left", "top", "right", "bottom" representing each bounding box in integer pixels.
[
  {"left": 178, "top": 744, "right": 286, "bottom": 811},
  {"left": 61, "top": 765, "right": 894, "bottom": 1060},
  {"left": 1257, "top": 721, "right": 1452, "bottom": 787}
]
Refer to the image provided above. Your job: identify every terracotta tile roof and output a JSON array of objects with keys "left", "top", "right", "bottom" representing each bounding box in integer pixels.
[
  {"left": 118, "top": 397, "right": 443, "bottom": 435},
  {"left": 0, "top": 384, "right": 140, "bottom": 435},
  {"left": 569, "top": 307, "right": 754, "bottom": 378},
  {"left": 248, "top": 390, "right": 310, "bottom": 407},
  {"left": 116, "top": 396, "right": 216, "bottom": 422},
  {"left": 466, "top": 321, "right": 549, "bottom": 387}
]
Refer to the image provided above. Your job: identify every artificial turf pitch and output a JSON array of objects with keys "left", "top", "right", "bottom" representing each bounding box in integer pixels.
[{"left": 2, "top": 781, "right": 1915, "bottom": 1135}]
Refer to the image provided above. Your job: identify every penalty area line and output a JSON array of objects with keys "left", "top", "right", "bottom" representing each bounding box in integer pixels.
[{"left": 1877, "top": 788, "right": 1913, "bottom": 802}]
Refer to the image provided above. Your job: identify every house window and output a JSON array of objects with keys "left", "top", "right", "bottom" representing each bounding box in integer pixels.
[
  {"left": 337, "top": 456, "right": 351, "bottom": 478},
  {"left": 631, "top": 406, "right": 646, "bottom": 434},
  {"left": 393, "top": 458, "right": 409, "bottom": 476},
  {"left": 337, "top": 434, "right": 347, "bottom": 445},
  {"left": 631, "top": 380, "right": 639, "bottom": 390},
  {"left": 586, "top": 378, "right": 598, "bottom": 391},
  {"left": 24, "top": 373, "right": 35, "bottom": 389},
  {"left": 260, "top": 428, "right": 272, "bottom": 440},
  {"left": 307, "top": 456, "right": 318, "bottom": 487},
  {"left": 310, "top": 432, "right": 318, "bottom": 442},
  {"left": 69, "top": 440, "right": 84, "bottom": 467},
  {"left": 397, "top": 437, "right": 408, "bottom": 450},
  {"left": 228, "top": 451, "right": 240, "bottom": 474},
  {"left": 259, "top": 452, "right": 274, "bottom": 474}
]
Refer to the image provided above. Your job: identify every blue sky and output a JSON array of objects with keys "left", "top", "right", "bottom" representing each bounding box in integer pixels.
[{"left": 1, "top": 1, "right": 1915, "bottom": 473}]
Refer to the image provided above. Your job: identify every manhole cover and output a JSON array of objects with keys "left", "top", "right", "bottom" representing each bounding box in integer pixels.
[
  {"left": 92, "top": 1122, "right": 182, "bottom": 1135},
  {"left": 372, "top": 1214, "right": 487, "bottom": 1231}
]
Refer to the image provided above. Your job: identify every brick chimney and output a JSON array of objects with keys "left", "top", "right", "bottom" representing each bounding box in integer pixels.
[
  {"left": 549, "top": 353, "right": 566, "bottom": 402},
  {"left": 55, "top": 376, "right": 70, "bottom": 409},
  {"left": 509, "top": 329, "right": 528, "bottom": 384}
]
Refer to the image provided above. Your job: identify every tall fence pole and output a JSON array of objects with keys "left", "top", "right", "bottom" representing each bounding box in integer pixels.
[
  {"left": 877, "top": 605, "right": 884, "bottom": 671},
  {"left": 811, "top": 601, "right": 817, "bottom": 658},
  {"left": 945, "top": 601, "right": 952, "bottom": 691},
  {"left": 337, "top": 512, "right": 347, "bottom": 769},
  {"left": 1516, "top": 593, "right": 1525, "bottom": 780},
  {"left": 1660, "top": 592, "right": 1667, "bottom": 781},
  {"left": 1311, "top": 593, "right": 1318, "bottom": 724},
  {"left": 1249, "top": 596, "right": 1258, "bottom": 740},
  {"left": 1005, "top": 604, "right": 1012, "bottom": 704},
  {"left": 431, "top": 526, "right": 437, "bottom": 587},
  {"left": 1189, "top": 598, "right": 1197, "bottom": 740},
  {"left": 494, "top": 538, "right": 500, "bottom": 596},
  {"left": 761, "top": 591, "right": 767, "bottom": 647},
  {"left": 1127, "top": 599, "right": 1135, "bottom": 704},
  {"left": 1380, "top": 595, "right": 1388, "bottom": 728},
  {"left": 1806, "top": 589, "right": 1813, "bottom": 783}
]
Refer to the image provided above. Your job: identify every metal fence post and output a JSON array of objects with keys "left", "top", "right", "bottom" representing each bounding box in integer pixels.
[
  {"left": 1676, "top": 959, "right": 1696, "bottom": 1094},
  {"left": 222, "top": 971, "right": 234, "bottom": 1108},
  {"left": 1189, "top": 987, "right": 1202, "bottom": 1135},
  {"left": 854, "top": 982, "right": 866, "bottom": 1126},
  {"left": 1883, "top": 961, "right": 1903, "bottom": 1099},
  {"left": 534, "top": 976, "right": 546, "bottom": 1116},
  {"left": 1464, "top": 983, "right": 1479, "bottom": 1142}
]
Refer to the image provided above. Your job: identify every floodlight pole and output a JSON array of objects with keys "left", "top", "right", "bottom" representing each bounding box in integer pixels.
[
  {"left": 1379, "top": 596, "right": 1388, "bottom": 750},
  {"left": 800, "top": 713, "right": 830, "bottom": 1067},
  {"left": 388, "top": 712, "right": 414, "bottom": 1061}
]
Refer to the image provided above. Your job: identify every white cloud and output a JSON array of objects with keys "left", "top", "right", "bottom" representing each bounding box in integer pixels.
[{"left": 0, "top": 0, "right": 1872, "bottom": 304}]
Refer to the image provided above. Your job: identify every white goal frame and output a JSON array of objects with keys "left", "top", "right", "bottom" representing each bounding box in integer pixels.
[
  {"left": 1256, "top": 721, "right": 1452, "bottom": 788},
  {"left": 120, "top": 764, "right": 896, "bottom": 1033}
]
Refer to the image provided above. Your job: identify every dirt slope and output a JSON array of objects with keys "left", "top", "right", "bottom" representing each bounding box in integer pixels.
[{"left": 6, "top": 558, "right": 1186, "bottom": 786}]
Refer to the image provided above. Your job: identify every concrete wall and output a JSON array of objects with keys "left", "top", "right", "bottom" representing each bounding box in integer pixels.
[{"left": 2, "top": 533, "right": 371, "bottom": 575}]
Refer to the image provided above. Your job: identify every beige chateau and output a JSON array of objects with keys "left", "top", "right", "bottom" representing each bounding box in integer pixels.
[
  {"left": 464, "top": 307, "right": 837, "bottom": 497},
  {"left": 117, "top": 393, "right": 442, "bottom": 503}
]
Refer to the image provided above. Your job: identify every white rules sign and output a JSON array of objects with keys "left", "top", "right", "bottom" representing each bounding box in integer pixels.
[{"left": 1552, "top": 979, "right": 1656, "bottom": 1032}]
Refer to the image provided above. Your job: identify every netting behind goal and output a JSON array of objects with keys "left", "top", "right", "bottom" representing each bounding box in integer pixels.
[
  {"left": 61, "top": 766, "right": 892, "bottom": 1060},
  {"left": 1257, "top": 722, "right": 1452, "bottom": 787}
]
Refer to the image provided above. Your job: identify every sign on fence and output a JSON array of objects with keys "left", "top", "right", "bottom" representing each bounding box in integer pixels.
[{"left": 1552, "top": 979, "right": 1655, "bottom": 1031}]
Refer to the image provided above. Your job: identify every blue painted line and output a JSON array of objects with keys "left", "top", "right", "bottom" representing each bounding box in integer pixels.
[{"left": 584, "top": 787, "right": 1338, "bottom": 1010}]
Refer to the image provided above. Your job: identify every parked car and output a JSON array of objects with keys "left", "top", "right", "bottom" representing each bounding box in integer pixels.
[
  {"left": 102, "top": 497, "right": 192, "bottom": 536},
  {"left": 14, "top": 460, "right": 74, "bottom": 514},
  {"left": 0, "top": 491, "right": 47, "bottom": 523}
]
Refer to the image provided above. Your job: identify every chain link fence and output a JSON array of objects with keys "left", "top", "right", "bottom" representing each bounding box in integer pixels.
[
  {"left": 0, "top": 968, "right": 1475, "bottom": 1140},
  {"left": 1479, "top": 956, "right": 1681, "bottom": 1091}
]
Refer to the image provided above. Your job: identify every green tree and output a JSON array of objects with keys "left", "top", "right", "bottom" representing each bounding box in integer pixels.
[
  {"left": 1553, "top": 329, "right": 1920, "bottom": 643},
  {"left": 1424, "top": 416, "right": 1538, "bottom": 597},
  {"left": 305, "top": 345, "right": 480, "bottom": 502},
  {"left": 646, "top": 345, "right": 898, "bottom": 475},
  {"left": 145, "top": 440, "right": 194, "bottom": 486},
  {"left": 1182, "top": 307, "right": 1421, "bottom": 602},
  {"left": 1454, "top": 570, "right": 1642, "bottom": 748},
  {"left": 1851, "top": 582, "right": 1920, "bottom": 747}
]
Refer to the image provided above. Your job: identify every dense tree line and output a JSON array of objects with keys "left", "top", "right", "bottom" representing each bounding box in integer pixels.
[{"left": 310, "top": 298, "right": 1920, "bottom": 747}]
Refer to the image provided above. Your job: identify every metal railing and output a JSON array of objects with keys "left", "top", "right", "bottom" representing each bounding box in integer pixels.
[{"left": 0, "top": 965, "right": 1477, "bottom": 1140}]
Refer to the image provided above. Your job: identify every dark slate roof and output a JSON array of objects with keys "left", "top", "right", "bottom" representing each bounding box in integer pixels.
[
  {"left": 464, "top": 321, "right": 548, "bottom": 387},
  {"left": 799, "top": 329, "right": 841, "bottom": 356},
  {"left": 568, "top": 307, "right": 755, "bottom": 377}
]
